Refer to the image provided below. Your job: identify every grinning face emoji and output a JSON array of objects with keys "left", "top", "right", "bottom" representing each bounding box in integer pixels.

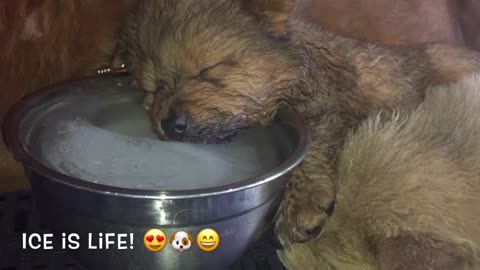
[
  {"left": 143, "top": 228, "right": 167, "bottom": 252},
  {"left": 196, "top": 228, "right": 220, "bottom": 252}
]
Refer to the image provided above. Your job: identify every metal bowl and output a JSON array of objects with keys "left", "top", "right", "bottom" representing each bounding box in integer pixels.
[{"left": 2, "top": 75, "right": 310, "bottom": 270}]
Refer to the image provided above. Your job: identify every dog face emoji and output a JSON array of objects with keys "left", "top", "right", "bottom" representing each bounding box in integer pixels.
[{"left": 169, "top": 231, "right": 193, "bottom": 253}]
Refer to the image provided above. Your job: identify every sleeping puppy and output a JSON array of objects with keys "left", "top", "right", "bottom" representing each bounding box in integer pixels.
[
  {"left": 113, "top": 0, "right": 480, "bottom": 268},
  {"left": 278, "top": 75, "right": 480, "bottom": 269}
]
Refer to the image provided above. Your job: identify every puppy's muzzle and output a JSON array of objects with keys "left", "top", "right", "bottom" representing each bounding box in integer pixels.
[{"left": 161, "top": 110, "right": 189, "bottom": 141}]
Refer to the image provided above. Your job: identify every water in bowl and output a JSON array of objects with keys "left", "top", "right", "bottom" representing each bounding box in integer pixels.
[{"left": 23, "top": 83, "right": 295, "bottom": 190}]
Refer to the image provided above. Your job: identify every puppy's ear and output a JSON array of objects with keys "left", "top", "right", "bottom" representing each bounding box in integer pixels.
[
  {"left": 169, "top": 234, "right": 176, "bottom": 244},
  {"left": 187, "top": 233, "right": 194, "bottom": 243},
  {"left": 241, "top": 0, "right": 296, "bottom": 36}
]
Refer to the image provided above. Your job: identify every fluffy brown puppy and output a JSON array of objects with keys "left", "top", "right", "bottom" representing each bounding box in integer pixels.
[
  {"left": 113, "top": 0, "right": 480, "bottom": 268},
  {"left": 278, "top": 75, "right": 480, "bottom": 269}
]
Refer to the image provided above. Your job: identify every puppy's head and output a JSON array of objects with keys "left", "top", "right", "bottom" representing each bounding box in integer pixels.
[
  {"left": 118, "top": 0, "right": 302, "bottom": 143},
  {"left": 169, "top": 231, "right": 194, "bottom": 252}
]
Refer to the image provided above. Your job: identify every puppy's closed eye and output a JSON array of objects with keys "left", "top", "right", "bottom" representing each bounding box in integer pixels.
[
  {"left": 197, "top": 68, "right": 210, "bottom": 79},
  {"left": 196, "top": 62, "right": 227, "bottom": 80}
]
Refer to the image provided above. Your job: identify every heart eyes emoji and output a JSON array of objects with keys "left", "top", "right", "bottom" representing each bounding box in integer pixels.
[
  {"left": 146, "top": 235, "right": 154, "bottom": 242},
  {"left": 143, "top": 229, "right": 167, "bottom": 252},
  {"left": 145, "top": 235, "right": 165, "bottom": 242}
]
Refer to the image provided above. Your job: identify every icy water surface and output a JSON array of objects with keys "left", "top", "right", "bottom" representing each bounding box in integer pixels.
[{"left": 23, "top": 82, "right": 294, "bottom": 190}]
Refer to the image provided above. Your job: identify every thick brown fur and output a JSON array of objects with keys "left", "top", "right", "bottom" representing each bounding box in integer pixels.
[
  {"left": 114, "top": 0, "right": 480, "bottom": 268},
  {"left": 278, "top": 75, "right": 480, "bottom": 269}
]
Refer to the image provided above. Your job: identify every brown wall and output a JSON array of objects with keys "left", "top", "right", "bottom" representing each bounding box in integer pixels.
[
  {"left": 296, "top": 0, "right": 480, "bottom": 50},
  {"left": 0, "top": 0, "right": 137, "bottom": 191}
]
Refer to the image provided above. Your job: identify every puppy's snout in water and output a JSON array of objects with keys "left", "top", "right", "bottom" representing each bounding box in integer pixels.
[{"left": 161, "top": 110, "right": 189, "bottom": 141}]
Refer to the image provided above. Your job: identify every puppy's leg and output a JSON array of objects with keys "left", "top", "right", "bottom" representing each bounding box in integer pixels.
[
  {"left": 276, "top": 111, "right": 358, "bottom": 243},
  {"left": 111, "top": 13, "right": 154, "bottom": 110},
  {"left": 110, "top": 13, "right": 133, "bottom": 70},
  {"left": 377, "top": 234, "right": 473, "bottom": 270},
  {"left": 277, "top": 241, "right": 327, "bottom": 270}
]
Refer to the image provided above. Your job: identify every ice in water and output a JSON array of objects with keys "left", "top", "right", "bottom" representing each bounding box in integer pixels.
[{"left": 24, "top": 88, "right": 293, "bottom": 190}]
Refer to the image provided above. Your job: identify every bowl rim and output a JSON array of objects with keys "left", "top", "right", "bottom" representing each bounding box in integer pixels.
[{"left": 2, "top": 75, "right": 311, "bottom": 199}]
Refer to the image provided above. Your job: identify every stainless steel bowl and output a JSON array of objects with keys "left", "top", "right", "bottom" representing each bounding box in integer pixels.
[{"left": 2, "top": 75, "right": 310, "bottom": 270}]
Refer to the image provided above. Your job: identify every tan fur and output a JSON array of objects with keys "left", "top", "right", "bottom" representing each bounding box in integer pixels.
[
  {"left": 114, "top": 0, "right": 480, "bottom": 268},
  {"left": 279, "top": 75, "right": 480, "bottom": 269}
]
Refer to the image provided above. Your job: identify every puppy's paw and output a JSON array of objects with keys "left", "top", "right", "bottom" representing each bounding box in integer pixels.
[
  {"left": 143, "top": 92, "right": 154, "bottom": 111},
  {"left": 275, "top": 187, "right": 335, "bottom": 244}
]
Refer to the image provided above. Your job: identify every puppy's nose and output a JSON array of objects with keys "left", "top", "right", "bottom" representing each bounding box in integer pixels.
[{"left": 161, "top": 111, "right": 188, "bottom": 141}]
